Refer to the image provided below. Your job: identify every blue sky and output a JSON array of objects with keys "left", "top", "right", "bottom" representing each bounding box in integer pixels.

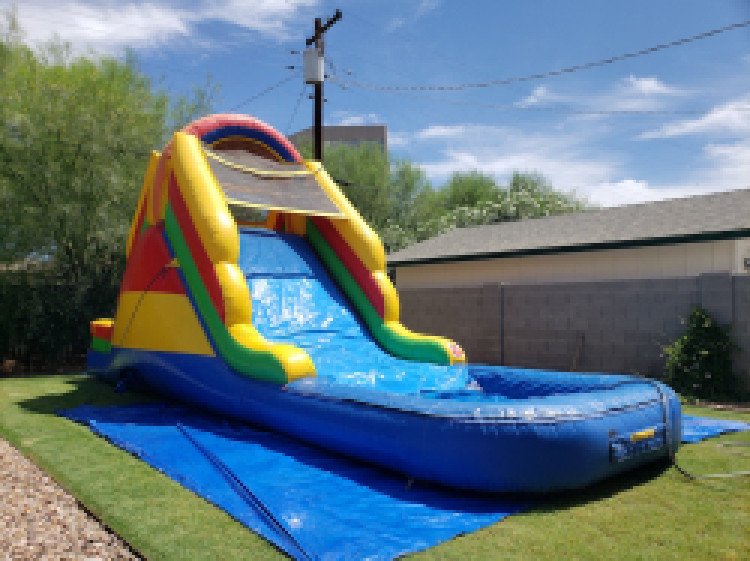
[{"left": 8, "top": 0, "right": 750, "bottom": 206}]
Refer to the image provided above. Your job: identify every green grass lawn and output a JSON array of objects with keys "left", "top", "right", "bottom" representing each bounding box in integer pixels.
[{"left": 0, "top": 373, "right": 748, "bottom": 561}]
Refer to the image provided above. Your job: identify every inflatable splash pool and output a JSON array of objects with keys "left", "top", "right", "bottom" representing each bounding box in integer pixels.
[{"left": 88, "top": 114, "right": 681, "bottom": 492}]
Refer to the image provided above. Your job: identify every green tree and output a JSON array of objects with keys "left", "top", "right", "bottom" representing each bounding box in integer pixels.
[
  {"left": 380, "top": 160, "right": 438, "bottom": 252},
  {"left": 505, "top": 172, "right": 587, "bottom": 218},
  {"left": 1, "top": 40, "right": 167, "bottom": 274},
  {"left": 388, "top": 160, "right": 438, "bottom": 228},
  {"left": 325, "top": 142, "right": 391, "bottom": 229},
  {"left": 166, "top": 75, "right": 220, "bottom": 139},
  {"left": 296, "top": 140, "right": 394, "bottom": 230},
  {"left": 385, "top": 171, "right": 587, "bottom": 251},
  {"left": 0, "top": 12, "right": 213, "bottom": 366},
  {"left": 439, "top": 171, "right": 498, "bottom": 209}
]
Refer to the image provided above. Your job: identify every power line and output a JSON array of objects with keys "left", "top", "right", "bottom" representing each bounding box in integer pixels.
[
  {"left": 329, "top": 59, "right": 750, "bottom": 117},
  {"left": 285, "top": 84, "right": 308, "bottom": 135},
  {"left": 227, "top": 72, "right": 297, "bottom": 112},
  {"left": 331, "top": 19, "right": 750, "bottom": 92}
]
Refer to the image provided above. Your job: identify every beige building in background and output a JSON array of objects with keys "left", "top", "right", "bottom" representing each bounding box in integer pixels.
[
  {"left": 390, "top": 189, "right": 750, "bottom": 288},
  {"left": 389, "top": 189, "right": 750, "bottom": 389},
  {"left": 395, "top": 238, "right": 750, "bottom": 289},
  {"left": 289, "top": 125, "right": 387, "bottom": 153}
]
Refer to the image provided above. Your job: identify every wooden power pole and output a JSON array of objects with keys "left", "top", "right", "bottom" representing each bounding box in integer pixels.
[{"left": 305, "top": 9, "right": 342, "bottom": 161}]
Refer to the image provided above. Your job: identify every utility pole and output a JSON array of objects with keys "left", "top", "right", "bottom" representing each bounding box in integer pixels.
[{"left": 304, "top": 9, "right": 342, "bottom": 161}]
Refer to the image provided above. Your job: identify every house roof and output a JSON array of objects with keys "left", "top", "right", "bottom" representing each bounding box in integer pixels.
[{"left": 388, "top": 188, "right": 750, "bottom": 267}]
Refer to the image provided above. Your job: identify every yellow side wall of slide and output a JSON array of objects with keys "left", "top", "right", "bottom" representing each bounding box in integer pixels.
[
  {"left": 112, "top": 292, "right": 215, "bottom": 355},
  {"left": 169, "top": 133, "right": 316, "bottom": 381}
]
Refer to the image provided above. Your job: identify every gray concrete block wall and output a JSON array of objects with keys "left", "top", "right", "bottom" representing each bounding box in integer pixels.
[
  {"left": 399, "top": 285, "right": 502, "bottom": 364},
  {"left": 733, "top": 276, "right": 750, "bottom": 389},
  {"left": 501, "top": 278, "right": 701, "bottom": 375},
  {"left": 398, "top": 273, "right": 750, "bottom": 390},
  {"left": 699, "top": 273, "right": 734, "bottom": 325}
]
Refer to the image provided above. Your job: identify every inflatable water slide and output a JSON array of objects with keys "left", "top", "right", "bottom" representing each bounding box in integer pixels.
[{"left": 88, "top": 114, "right": 681, "bottom": 492}]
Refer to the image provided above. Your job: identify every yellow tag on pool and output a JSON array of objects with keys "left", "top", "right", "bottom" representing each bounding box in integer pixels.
[{"left": 630, "top": 427, "right": 657, "bottom": 442}]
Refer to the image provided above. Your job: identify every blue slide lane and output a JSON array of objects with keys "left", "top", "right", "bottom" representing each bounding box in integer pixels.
[
  {"left": 238, "top": 227, "right": 470, "bottom": 394},
  {"left": 238, "top": 228, "right": 651, "bottom": 408}
]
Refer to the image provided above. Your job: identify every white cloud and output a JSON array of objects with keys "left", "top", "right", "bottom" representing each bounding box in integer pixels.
[
  {"left": 511, "top": 75, "right": 686, "bottom": 114},
  {"left": 416, "top": 124, "right": 470, "bottom": 140},
  {"left": 701, "top": 139, "right": 750, "bottom": 186},
  {"left": 623, "top": 75, "right": 682, "bottom": 96},
  {"left": 209, "top": 0, "right": 317, "bottom": 38},
  {"left": 579, "top": 180, "right": 718, "bottom": 207},
  {"left": 12, "top": 0, "right": 317, "bottom": 53},
  {"left": 416, "top": 0, "right": 440, "bottom": 16},
  {"left": 388, "top": 131, "right": 410, "bottom": 148},
  {"left": 385, "top": 17, "right": 406, "bottom": 32},
  {"left": 589, "top": 138, "right": 750, "bottom": 206},
  {"left": 514, "top": 85, "right": 565, "bottom": 108},
  {"left": 420, "top": 149, "right": 615, "bottom": 193},
  {"left": 386, "top": 0, "right": 439, "bottom": 32},
  {"left": 408, "top": 121, "right": 750, "bottom": 208},
  {"left": 14, "top": 2, "right": 191, "bottom": 51},
  {"left": 595, "top": 74, "right": 687, "bottom": 113},
  {"left": 641, "top": 94, "right": 750, "bottom": 139},
  {"left": 413, "top": 124, "right": 618, "bottom": 192}
]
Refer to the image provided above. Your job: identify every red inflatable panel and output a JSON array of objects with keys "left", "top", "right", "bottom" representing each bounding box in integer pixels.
[
  {"left": 274, "top": 212, "right": 285, "bottom": 232},
  {"left": 120, "top": 225, "right": 185, "bottom": 295},
  {"left": 311, "top": 217, "right": 385, "bottom": 318},
  {"left": 181, "top": 114, "right": 303, "bottom": 163},
  {"left": 132, "top": 197, "right": 147, "bottom": 240},
  {"left": 168, "top": 174, "right": 226, "bottom": 322},
  {"left": 89, "top": 321, "right": 113, "bottom": 341}
]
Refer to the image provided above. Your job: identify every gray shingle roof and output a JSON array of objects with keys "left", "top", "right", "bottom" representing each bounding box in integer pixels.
[{"left": 388, "top": 188, "right": 750, "bottom": 266}]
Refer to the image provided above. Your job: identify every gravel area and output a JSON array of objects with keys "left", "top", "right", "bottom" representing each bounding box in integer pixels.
[{"left": 0, "top": 438, "right": 141, "bottom": 560}]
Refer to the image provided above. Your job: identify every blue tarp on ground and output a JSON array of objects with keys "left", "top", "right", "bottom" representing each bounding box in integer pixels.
[
  {"left": 681, "top": 414, "right": 750, "bottom": 443},
  {"left": 61, "top": 404, "right": 526, "bottom": 561},
  {"left": 60, "top": 405, "right": 749, "bottom": 561}
]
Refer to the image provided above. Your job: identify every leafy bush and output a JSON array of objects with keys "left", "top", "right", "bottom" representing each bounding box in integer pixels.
[
  {"left": 0, "top": 12, "right": 213, "bottom": 372},
  {"left": 663, "top": 307, "right": 740, "bottom": 401},
  {"left": 0, "top": 270, "right": 117, "bottom": 371}
]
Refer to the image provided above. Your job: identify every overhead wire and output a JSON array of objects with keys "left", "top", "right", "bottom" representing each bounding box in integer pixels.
[
  {"left": 228, "top": 71, "right": 298, "bottom": 112},
  {"left": 326, "top": 54, "right": 750, "bottom": 117},
  {"left": 331, "top": 19, "right": 750, "bottom": 92},
  {"left": 285, "top": 83, "right": 308, "bottom": 135},
  {"left": 328, "top": 61, "right": 748, "bottom": 117}
]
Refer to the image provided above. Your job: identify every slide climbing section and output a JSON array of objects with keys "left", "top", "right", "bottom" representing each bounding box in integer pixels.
[{"left": 90, "top": 114, "right": 464, "bottom": 386}]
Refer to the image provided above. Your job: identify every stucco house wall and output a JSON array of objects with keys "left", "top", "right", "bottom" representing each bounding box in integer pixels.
[{"left": 395, "top": 239, "right": 748, "bottom": 289}]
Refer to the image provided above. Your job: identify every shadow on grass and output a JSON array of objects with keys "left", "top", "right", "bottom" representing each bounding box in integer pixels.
[
  {"left": 16, "top": 374, "right": 158, "bottom": 416},
  {"left": 517, "top": 458, "right": 672, "bottom": 516},
  {"left": 15, "top": 374, "right": 672, "bottom": 518}
]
